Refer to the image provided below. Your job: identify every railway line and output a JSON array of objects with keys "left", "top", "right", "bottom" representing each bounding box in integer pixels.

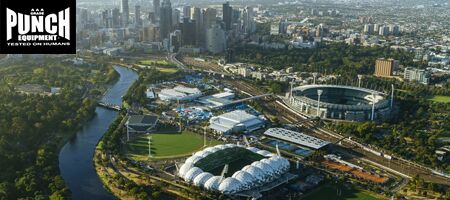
[{"left": 226, "top": 79, "right": 450, "bottom": 186}]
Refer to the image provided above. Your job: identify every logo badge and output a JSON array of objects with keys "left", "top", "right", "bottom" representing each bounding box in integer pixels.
[{"left": 0, "top": 0, "right": 76, "bottom": 54}]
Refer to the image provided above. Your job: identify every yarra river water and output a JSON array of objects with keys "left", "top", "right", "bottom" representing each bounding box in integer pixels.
[{"left": 59, "top": 66, "right": 138, "bottom": 200}]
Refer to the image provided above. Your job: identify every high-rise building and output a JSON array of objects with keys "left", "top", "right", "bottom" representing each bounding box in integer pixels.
[
  {"left": 379, "top": 25, "right": 390, "bottom": 36},
  {"left": 121, "top": 0, "right": 129, "bottom": 26},
  {"left": 172, "top": 9, "right": 180, "bottom": 27},
  {"left": 404, "top": 67, "right": 430, "bottom": 84},
  {"left": 206, "top": 24, "right": 226, "bottom": 54},
  {"left": 390, "top": 25, "right": 400, "bottom": 36},
  {"left": 203, "top": 8, "right": 217, "bottom": 29},
  {"left": 140, "top": 25, "right": 160, "bottom": 42},
  {"left": 315, "top": 24, "right": 324, "bottom": 37},
  {"left": 153, "top": 0, "right": 160, "bottom": 18},
  {"left": 135, "top": 5, "right": 142, "bottom": 28},
  {"left": 112, "top": 8, "right": 121, "bottom": 28},
  {"left": 160, "top": 0, "right": 172, "bottom": 40},
  {"left": 191, "top": 7, "right": 203, "bottom": 46},
  {"left": 181, "top": 18, "right": 196, "bottom": 46},
  {"left": 374, "top": 58, "right": 398, "bottom": 77},
  {"left": 222, "top": 2, "right": 232, "bottom": 30},
  {"left": 183, "top": 6, "right": 191, "bottom": 19},
  {"left": 242, "top": 6, "right": 255, "bottom": 34},
  {"left": 364, "top": 24, "right": 374, "bottom": 34},
  {"left": 374, "top": 24, "right": 380, "bottom": 33}
]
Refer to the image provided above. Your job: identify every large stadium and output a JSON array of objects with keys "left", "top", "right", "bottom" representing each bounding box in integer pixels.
[
  {"left": 286, "top": 85, "right": 393, "bottom": 121},
  {"left": 178, "top": 144, "right": 291, "bottom": 195}
]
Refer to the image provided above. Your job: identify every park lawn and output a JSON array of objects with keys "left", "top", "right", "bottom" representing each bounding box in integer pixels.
[
  {"left": 303, "top": 184, "right": 386, "bottom": 200},
  {"left": 428, "top": 95, "right": 450, "bottom": 103},
  {"left": 157, "top": 67, "right": 178, "bottom": 74},
  {"left": 126, "top": 131, "right": 222, "bottom": 160},
  {"left": 139, "top": 59, "right": 172, "bottom": 66}
]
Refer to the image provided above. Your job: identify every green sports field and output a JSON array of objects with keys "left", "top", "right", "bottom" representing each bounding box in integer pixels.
[
  {"left": 126, "top": 131, "right": 222, "bottom": 160},
  {"left": 303, "top": 184, "right": 386, "bottom": 200},
  {"left": 195, "top": 147, "right": 265, "bottom": 177},
  {"left": 429, "top": 95, "right": 450, "bottom": 103}
]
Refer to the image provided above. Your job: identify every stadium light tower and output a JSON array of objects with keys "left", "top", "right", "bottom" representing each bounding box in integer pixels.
[
  {"left": 203, "top": 126, "right": 207, "bottom": 147},
  {"left": 371, "top": 93, "right": 376, "bottom": 121},
  {"left": 312, "top": 72, "right": 318, "bottom": 84},
  {"left": 317, "top": 89, "right": 323, "bottom": 117},
  {"left": 148, "top": 136, "right": 152, "bottom": 158},
  {"left": 390, "top": 84, "right": 394, "bottom": 109},
  {"left": 357, "top": 75, "right": 363, "bottom": 87}
]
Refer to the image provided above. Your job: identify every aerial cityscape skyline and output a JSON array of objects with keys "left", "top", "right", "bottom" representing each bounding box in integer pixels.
[{"left": 0, "top": 0, "right": 449, "bottom": 199}]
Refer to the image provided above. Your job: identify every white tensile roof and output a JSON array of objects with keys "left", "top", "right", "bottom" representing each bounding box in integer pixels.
[{"left": 178, "top": 144, "right": 290, "bottom": 195}]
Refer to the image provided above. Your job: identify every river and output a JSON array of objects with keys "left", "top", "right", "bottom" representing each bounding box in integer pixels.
[{"left": 58, "top": 65, "right": 138, "bottom": 200}]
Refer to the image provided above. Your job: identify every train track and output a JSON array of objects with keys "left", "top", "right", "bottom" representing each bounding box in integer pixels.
[{"left": 227, "top": 79, "right": 450, "bottom": 186}]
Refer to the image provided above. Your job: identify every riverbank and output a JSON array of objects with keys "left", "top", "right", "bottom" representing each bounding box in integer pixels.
[{"left": 59, "top": 65, "right": 138, "bottom": 200}]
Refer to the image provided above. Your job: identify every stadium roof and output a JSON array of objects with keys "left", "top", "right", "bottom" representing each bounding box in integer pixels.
[
  {"left": 264, "top": 128, "right": 330, "bottom": 149},
  {"left": 178, "top": 144, "right": 290, "bottom": 195}
]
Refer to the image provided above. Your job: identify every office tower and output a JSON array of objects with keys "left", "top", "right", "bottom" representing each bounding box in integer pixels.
[
  {"left": 206, "top": 24, "right": 226, "bottom": 54},
  {"left": 160, "top": 0, "right": 172, "bottom": 40},
  {"left": 364, "top": 24, "right": 374, "bottom": 34},
  {"left": 183, "top": 6, "right": 191, "bottom": 19},
  {"left": 203, "top": 8, "right": 217, "bottom": 29},
  {"left": 172, "top": 9, "right": 180, "bottom": 27},
  {"left": 121, "top": 0, "right": 129, "bottom": 26},
  {"left": 222, "top": 2, "right": 232, "bottom": 30},
  {"left": 242, "top": 6, "right": 255, "bottom": 34},
  {"left": 153, "top": 0, "right": 160, "bottom": 18},
  {"left": 191, "top": 7, "right": 203, "bottom": 46},
  {"left": 374, "top": 58, "right": 398, "bottom": 77},
  {"left": 181, "top": 18, "right": 196, "bottom": 46},
  {"left": 135, "top": 5, "right": 142, "bottom": 28},
  {"left": 112, "top": 8, "right": 121, "bottom": 28}
]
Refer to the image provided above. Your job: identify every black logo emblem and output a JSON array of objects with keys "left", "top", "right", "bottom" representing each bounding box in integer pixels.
[{"left": 0, "top": 0, "right": 76, "bottom": 54}]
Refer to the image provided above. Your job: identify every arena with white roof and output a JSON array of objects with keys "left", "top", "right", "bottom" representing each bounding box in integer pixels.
[
  {"left": 209, "top": 110, "right": 265, "bottom": 135},
  {"left": 178, "top": 144, "right": 290, "bottom": 195}
]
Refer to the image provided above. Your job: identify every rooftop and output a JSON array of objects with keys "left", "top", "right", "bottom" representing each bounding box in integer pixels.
[{"left": 264, "top": 128, "right": 330, "bottom": 150}]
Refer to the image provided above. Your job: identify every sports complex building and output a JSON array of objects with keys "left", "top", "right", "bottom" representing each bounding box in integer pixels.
[
  {"left": 178, "top": 144, "right": 295, "bottom": 196},
  {"left": 286, "top": 85, "right": 393, "bottom": 121}
]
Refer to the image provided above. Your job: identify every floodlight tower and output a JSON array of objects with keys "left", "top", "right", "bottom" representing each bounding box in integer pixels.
[
  {"left": 390, "top": 84, "right": 394, "bottom": 109},
  {"left": 357, "top": 75, "right": 363, "bottom": 87},
  {"left": 289, "top": 81, "right": 294, "bottom": 98},
  {"left": 312, "top": 72, "right": 318, "bottom": 84},
  {"left": 148, "top": 136, "right": 152, "bottom": 157},
  {"left": 371, "top": 93, "right": 376, "bottom": 121},
  {"left": 317, "top": 89, "right": 323, "bottom": 117},
  {"left": 203, "top": 126, "right": 207, "bottom": 147}
]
